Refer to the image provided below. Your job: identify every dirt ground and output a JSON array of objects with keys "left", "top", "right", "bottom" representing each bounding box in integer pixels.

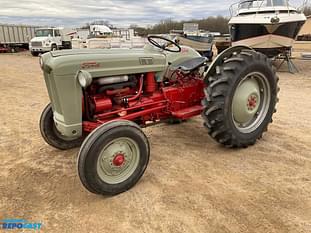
[{"left": 0, "top": 52, "right": 310, "bottom": 233}]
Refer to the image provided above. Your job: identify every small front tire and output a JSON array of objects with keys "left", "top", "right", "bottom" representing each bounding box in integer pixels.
[
  {"left": 39, "top": 104, "right": 83, "bottom": 150},
  {"left": 77, "top": 120, "right": 150, "bottom": 195}
]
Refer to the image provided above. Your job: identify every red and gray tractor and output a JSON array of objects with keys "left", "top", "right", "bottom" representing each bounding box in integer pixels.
[{"left": 39, "top": 36, "right": 279, "bottom": 195}]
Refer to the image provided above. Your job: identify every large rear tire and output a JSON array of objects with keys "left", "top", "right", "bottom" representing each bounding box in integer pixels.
[
  {"left": 202, "top": 49, "right": 279, "bottom": 147},
  {"left": 40, "top": 104, "right": 84, "bottom": 150},
  {"left": 77, "top": 120, "right": 150, "bottom": 195}
]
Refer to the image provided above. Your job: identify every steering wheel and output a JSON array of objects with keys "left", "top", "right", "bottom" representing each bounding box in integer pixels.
[{"left": 148, "top": 35, "right": 181, "bottom": 53}]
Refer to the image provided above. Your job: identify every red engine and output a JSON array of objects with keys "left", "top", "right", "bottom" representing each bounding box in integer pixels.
[{"left": 82, "top": 70, "right": 205, "bottom": 132}]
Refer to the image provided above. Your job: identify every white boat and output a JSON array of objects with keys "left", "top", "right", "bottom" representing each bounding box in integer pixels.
[
  {"left": 229, "top": 0, "right": 307, "bottom": 57},
  {"left": 176, "top": 35, "right": 214, "bottom": 52}
]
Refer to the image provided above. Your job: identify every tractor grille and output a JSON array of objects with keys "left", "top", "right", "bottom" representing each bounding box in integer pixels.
[{"left": 31, "top": 41, "right": 42, "bottom": 47}]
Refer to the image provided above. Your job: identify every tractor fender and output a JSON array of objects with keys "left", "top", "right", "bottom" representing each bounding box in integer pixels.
[{"left": 204, "top": 45, "right": 254, "bottom": 81}]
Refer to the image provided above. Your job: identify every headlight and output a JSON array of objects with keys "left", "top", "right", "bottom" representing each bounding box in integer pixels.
[{"left": 77, "top": 70, "right": 92, "bottom": 88}]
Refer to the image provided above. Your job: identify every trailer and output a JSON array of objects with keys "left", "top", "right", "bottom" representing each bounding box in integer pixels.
[{"left": 0, "top": 24, "right": 38, "bottom": 53}]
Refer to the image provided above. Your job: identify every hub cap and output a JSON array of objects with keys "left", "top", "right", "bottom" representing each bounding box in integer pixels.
[
  {"left": 113, "top": 154, "right": 125, "bottom": 167},
  {"left": 247, "top": 95, "right": 258, "bottom": 111},
  {"left": 232, "top": 72, "right": 271, "bottom": 133},
  {"left": 97, "top": 137, "right": 140, "bottom": 184}
]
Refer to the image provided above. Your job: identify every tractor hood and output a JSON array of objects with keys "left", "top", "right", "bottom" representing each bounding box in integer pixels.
[
  {"left": 41, "top": 47, "right": 167, "bottom": 77},
  {"left": 40, "top": 45, "right": 201, "bottom": 138}
]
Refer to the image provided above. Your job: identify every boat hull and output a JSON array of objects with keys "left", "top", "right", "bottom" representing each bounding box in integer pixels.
[{"left": 230, "top": 21, "right": 305, "bottom": 56}]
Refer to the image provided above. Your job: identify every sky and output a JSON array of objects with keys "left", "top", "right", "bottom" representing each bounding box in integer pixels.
[{"left": 0, "top": 0, "right": 306, "bottom": 28}]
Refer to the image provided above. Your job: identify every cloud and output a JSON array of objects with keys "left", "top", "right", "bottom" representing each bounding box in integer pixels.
[
  {"left": 0, "top": 0, "right": 305, "bottom": 27},
  {"left": 0, "top": 0, "right": 232, "bottom": 27}
]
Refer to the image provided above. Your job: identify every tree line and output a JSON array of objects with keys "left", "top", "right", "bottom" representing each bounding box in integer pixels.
[
  {"left": 131, "top": 16, "right": 230, "bottom": 36},
  {"left": 304, "top": 5, "right": 311, "bottom": 16}
]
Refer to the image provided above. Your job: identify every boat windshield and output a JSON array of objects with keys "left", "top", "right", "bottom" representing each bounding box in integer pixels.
[
  {"left": 230, "top": 0, "right": 292, "bottom": 15},
  {"left": 239, "top": 0, "right": 289, "bottom": 9}
]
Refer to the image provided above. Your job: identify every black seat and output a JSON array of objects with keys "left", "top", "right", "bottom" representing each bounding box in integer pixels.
[{"left": 172, "top": 57, "right": 207, "bottom": 72}]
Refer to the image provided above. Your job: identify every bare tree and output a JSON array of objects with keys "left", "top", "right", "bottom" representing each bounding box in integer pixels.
[
  {"left": 304, "top": 5, "right": 311, "bottom": 16},
  {"left": 133, "top": 16, "right": 230, "bottom": 36}
]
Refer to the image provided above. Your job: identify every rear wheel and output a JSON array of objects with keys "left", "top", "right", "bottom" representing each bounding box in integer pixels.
[
  {"left": 40, "top": 104, "right": 83, "bottom": 150},
  {"left": 202, "top": 49, "right": 279, "bottom": 147},
  {"left": 77, "top": 120, "right": 150, "bottom": 195}
]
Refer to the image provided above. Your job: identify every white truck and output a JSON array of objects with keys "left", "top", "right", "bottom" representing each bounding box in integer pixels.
[
  {"left": 29, "top": 27, "right": 73, "bottom": 56},
  {"left": 0, "top": 24, "right": 37, "bottom": 52}
]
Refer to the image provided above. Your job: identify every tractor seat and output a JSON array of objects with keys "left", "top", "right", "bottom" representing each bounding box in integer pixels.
[{"left": 172, "top": 57, "right": 207, "bottom": 72}]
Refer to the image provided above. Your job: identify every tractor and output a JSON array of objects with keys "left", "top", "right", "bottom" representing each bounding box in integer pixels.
[{"left": 39, "top": 36, "right": 279, "bottom": 195}]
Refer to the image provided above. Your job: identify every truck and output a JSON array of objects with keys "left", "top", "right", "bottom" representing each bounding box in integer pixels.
[
  {"left": 0, "top": 24, "right": 37, "bottom": 53},
  {"left": 29, "top": 27, "right": 73, "bottom": 56}
]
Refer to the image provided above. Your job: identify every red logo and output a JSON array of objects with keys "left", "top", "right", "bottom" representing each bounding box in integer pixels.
[
  {"left": 181, "top": 48, "right": 189, "bottom": 53},
  {"left": 81, "top": 61, "right": 100, "bottom": 69}
]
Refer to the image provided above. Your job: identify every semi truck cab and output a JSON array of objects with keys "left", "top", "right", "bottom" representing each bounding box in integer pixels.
[{"left": 30, "top": 27, "right": 72, "bottom": 56}]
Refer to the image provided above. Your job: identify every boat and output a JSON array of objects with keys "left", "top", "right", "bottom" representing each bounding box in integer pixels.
[
  {"left": 228, "top": 0, "right": 307, "bottom": 57},
  {"left": 176, "top": 34, "right": 215, "bottom": 60},
  {"left": 170, "top": 23, "right": 215, "bottom": 60},
  {"left": 177, "top": 35, "right": 214, "bottom": 51}
]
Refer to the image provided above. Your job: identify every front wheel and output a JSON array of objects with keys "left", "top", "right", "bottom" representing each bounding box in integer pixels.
[
  {"left": 51, "top": 44, "right": 58, "bottom": 51},
  {"left": 202, "top": 49, "right": 279, "bottom": 147},
  {"left": 31, "top": 51, "right": 39, "bottom": 57},
  {"left": 77, "top": 120, "right": 150, "bottom": 195},
  {"left": 39, "top": 104, "right": 84, "bottom": 150}
]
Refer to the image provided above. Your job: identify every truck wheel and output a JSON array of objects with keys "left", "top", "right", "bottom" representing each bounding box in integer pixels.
[
  {"left": 31, "top": 51, "right": 39, "bottom": 57},
  {"left": 10, "top": 47, "right": 17, "bottom": 53},
  {"left": 77, "top": 120, "right": 150, "bottom": 195},
  {"left": 40, "top": 104, "right": 83, "bottom": 150},
  {"left": 202, "top": 49, "right": 279, "bottom": 147},
  {"left": 51, "top": 44, "right": 58, "bottom": 51}
]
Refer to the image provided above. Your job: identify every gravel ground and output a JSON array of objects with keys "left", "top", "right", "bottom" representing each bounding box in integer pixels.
[{"left": 0, "top": 52, "right": 310, "bottom": 233}]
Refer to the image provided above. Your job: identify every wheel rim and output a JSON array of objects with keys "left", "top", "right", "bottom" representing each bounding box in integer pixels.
[
  {"left": 97, "top": 137, "right": 140, "bottom": 184},
  {"left": 231, "top": 72, "right": 271, "bottom": 133}
]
